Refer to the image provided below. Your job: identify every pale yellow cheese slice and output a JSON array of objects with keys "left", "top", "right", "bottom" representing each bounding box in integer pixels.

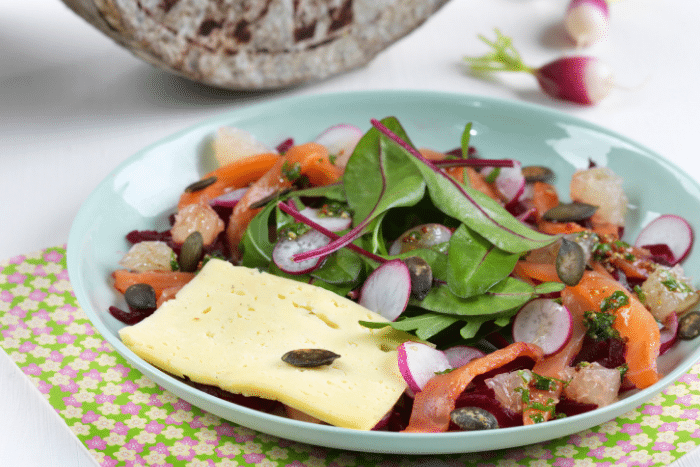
[{"left": 118, "top": 259, "right": 412, "bottom": 430}]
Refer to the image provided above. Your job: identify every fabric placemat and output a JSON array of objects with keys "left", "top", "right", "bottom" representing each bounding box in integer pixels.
[{"left": 1, "top": 246, "right": 699, "bottom": 467}]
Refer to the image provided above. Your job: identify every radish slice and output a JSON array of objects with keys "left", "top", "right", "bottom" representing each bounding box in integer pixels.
[
  {"left": 659, "top": 312, "right": 679, "bottom": 355},
  {"left": 634, "top": 214, "right": 693, "bottom": 265},
  {"left": 359, "top": 259, "right": 411, "bottom": 321},
  {"left": 512, "top": 298, "right": 573, "bottom": 356},
  {"left": 443, "top": 345, "right": 485, "bottom": 368},
  {"left": 209, "top": 188, "right": 248, "bottom": 208},
  {"left": 313, "top": 124, "right": 363, "bottom": 169},
  {"left": 272, "top": 230, "right": 330, "bottom": 275},
  {"left": 482, "top": 161, "right": 526, "bottom": 204},
  {"left": 397, "top": 342, "right": 452, "bottom": 393},
  {"left": 298, "top": 207, "right": 352, "bottom": 232}
]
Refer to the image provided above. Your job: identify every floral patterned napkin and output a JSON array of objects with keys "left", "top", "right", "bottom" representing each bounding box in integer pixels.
[{"left": 1, "top": 246, "right": 699, "bottom": 467}]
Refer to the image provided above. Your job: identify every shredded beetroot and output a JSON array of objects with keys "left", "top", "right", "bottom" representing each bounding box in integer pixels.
[
  {"left": 126, "top": 229, "right": 172, "bottom": 244},
  {"left": 572, "top": 336, "right": 627, "bottom": 369},
  {"left": 555, "top": 398, "right": 598, "bottom": 417},
  {"left": 183, "top": 378, "right": 280, "bottom": 413},
  {"left": 108, "top": 305, "right": 155, "bottom": 325},
  {"left": 643, "top": 243, "right": 675, "bottom": 266},
  {"left": 432, "top": 159, "right": 515, "bottom": 169},
  {"left": 276, "top": 138, "right": 294, "bottom": 154}
]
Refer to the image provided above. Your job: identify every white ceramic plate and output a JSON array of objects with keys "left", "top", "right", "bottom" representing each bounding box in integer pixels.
[{"left": 67, "top": 90, "right": 700, "bottom": 454}]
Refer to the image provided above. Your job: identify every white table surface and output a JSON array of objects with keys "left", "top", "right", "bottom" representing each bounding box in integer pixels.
[{"left": 2, "top": 0, "right": 699, "bottom": 465}]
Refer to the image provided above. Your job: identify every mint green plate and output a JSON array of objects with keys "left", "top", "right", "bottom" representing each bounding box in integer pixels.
[{"left": 67, "top": 90, "right": 700, "bottom": 454}]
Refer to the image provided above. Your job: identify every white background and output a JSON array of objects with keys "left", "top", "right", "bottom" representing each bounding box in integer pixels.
[{"left": 1, "top": 0, "right": 699, "bottom": 465}]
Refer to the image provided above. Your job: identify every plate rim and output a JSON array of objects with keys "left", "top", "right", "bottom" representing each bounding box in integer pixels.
[{"left": 67, "top": 89, "right": 700, "bottom": 455}]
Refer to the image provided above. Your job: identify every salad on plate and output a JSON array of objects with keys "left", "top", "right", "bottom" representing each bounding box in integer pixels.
[{"left": 108, "top": 116, "right": 700, "bottom": 433}]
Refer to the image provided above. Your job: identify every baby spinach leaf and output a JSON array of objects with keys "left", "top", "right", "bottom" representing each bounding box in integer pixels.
[
  {"left": 535, "top": 281, "right": 566, "bottom": 295},
  {"left": 293, "top": 117, "right": 425, "bottom": 263},
  {"left": 344, "top": 117, "right": 425, "bottom": 222},
  {"left": 447, "top": 224, "right": 519, "bottom": 298},
  {"left": 240, "top": 201, "right": 279, "bottom": 268},
  {"left": 310, "top": 248, "right": 363, "bottom": 285},
  {"left": 414, "top": 278, "right": 534, "bottom": 316},
  {"left": 391, "top": 312, "right": 460, "bottom": 340},
  {"left": 370, "top": 118, "right": 558, "bottom": 254}
]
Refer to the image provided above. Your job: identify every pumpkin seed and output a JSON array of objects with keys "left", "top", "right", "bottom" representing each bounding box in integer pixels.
[
  {"left": 124, "top": 283, "right": 157, "bottom": 311},
  {"left": 404, "top": 256, "right": 433, "bottom": 301},
  {"left": 179, "top": 231, "right": 204, "bottom": 272},
  {"left": 678, "top": 310, "right": 700, "bottom": 340},
  {"left": 184, "top": 176, "right": 217, "bottom": 193},
  {"left": 556, "top": 238, "right": 586, "bottom": 286},
  {"left": 450, "top": 406, "right": 499, "bottom": 431},
  {"left": 522, "top": 165, "right": 554, "bottom": 183},
  {"left": 281, "top": 349, "right": 340, "bottom": 368},
  {"left": 543, "top": 202, "right": 598, "bottom": 222}
]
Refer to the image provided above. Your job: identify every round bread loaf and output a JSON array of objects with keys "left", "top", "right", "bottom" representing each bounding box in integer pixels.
[{"left": 61, "top": 0, "right": 450, "bottom": 89}]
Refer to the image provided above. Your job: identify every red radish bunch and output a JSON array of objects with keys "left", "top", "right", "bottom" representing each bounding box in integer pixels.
[
  {"left": 564, "top": 0, "right": 610, "bottom": 47},
  {"left": 463, "top": 29, "right": 614, "bottom": 105}
]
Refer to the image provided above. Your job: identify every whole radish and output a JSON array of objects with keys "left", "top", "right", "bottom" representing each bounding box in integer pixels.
[
  {"left": 463, "top": 29, "right": 614, "bottom": 105},
  {"left": 565, "top": 0, "right": 610, "bottom": 47}
]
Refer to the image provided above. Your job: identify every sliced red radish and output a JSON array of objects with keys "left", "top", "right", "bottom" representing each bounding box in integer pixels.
[
  {"left": 443, "top": 345, "right": 485, "bottom": 368},
  {"left": 482, "top": 161, "right": 526, "bottom": 205},
  {"left": 272, "top": 230, "right": 330, "bottom": 275},
  {"left": 659, "top": 312, "right": 679, "bottom": 355},
  {"left": 388, "top": 223, "right": 453, "bottom": 256},
  {"left": 209, "top": 188, "right": 248, "bottom": 208},
  {"left": 397, "top": 342, "right": 452, "bottom": 393},
  {"left": 298, "top": 207, "right": 352, "bottom": 232},
  {"left": 358, "top": 259, "right": 411, "bottom": 321},
  {"left": 634, "top": 214, "right": 693, "bottom": 265},
  {"left": 512, "top": 298, "right": 573, "bottom": 356},
  {"left": 313, "top": 123, "right": 363, "bottom": 169}
]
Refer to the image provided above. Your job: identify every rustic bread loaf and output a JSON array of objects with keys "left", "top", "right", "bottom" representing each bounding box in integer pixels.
[{"left": 61, "top": 0, "right": 449, "bottom": 89}]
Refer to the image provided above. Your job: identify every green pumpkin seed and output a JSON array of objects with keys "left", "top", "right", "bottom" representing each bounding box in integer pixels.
[
  {"left": 522, "top": 165, "right": 554, "bottom": 183},
  {"left": 678, "top": 310, "right": 700, "bottom": 340},
  {"left": 543, "top": 202, "right": 598, "bottom": 222},
  {"left": 556, "top": 238, "right": 586, "bottom": 286},
  {"left": 179, "top": 231, "right": 204, "bottom": 272},
  {"left": 184, "top": 176, "right": 217, "bottom": 193},
  {"left": 282, "top": 349, "right": 340, "bottom": 368},
  {"left": 124, "top": 283, "right": 157, "bottom": 311},
  {"left": 404, "top": 256, "right": 433, "bottom": 301},
  {"left": 450, "top": 406, "right": 499, "bottom": 431}
]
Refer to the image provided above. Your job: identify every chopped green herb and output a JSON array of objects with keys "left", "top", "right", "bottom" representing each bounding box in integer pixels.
[
  {"left": 318, "top": 201, "right": 351, "bottom": 219},
  {"left": 170, "top": 252, "right": 180, "bottom": 271},
  {"left": 328, "top": 153, "right": 338, "bottom": 165},
  {"left": 592, "top": 242, "right": 612, "bottom": 261},
  {"left": 600, "top": 290, "right": 629, "bottom": 312},
  {"left": 634, "top": 285, "right": 646, "bottom": 304},
  {"left": 531, "top": 373, "right": 560, "bottom": 392},
  {"left": 484, "top": 167, "right": 501, "bottom": 183},
  {"left": 584, "top": 310, "right": 620, "bottom": 341},
  {"left": 514, "top": 386, "right": 530, "bottom": 403},
  {"left": 618, "top": 363, "right": 629, "bottom": 379},
  {"left": 529, "top": 413, "right": 545, "bottom": 424},
  {"left": 661, "top": 276, "right": 692, "bottom": 293},
  {"left": 278, "top": 222, "right": 312, "bottom": 240},
  {"left": 281, "top": 161, "right": 302, "bottom": 181}
]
